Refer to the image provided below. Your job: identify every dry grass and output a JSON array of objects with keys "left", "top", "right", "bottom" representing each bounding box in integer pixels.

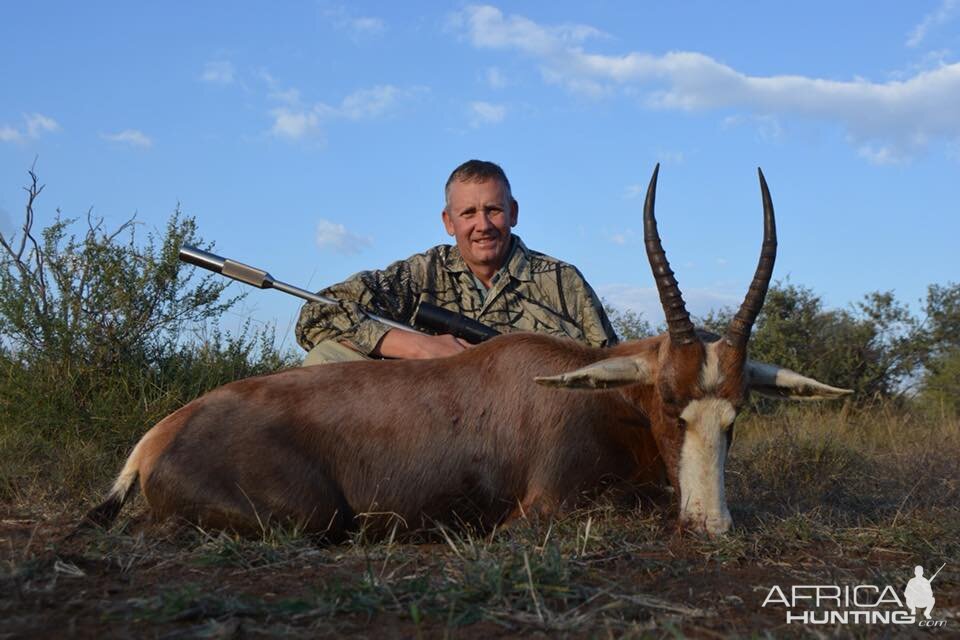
[{"left": 2, "top": 404, "right": 958, "bottom": 638}]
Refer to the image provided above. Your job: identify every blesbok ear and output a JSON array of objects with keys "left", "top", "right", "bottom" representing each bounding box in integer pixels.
[
  {"left": 535, "top": 356, "right": 654, "bottom": 390},
  {"left": 746, "top": 361, "right": 853, "bottom": 400}
]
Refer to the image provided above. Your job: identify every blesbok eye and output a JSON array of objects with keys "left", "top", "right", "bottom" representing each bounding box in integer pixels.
[{"left": 678, "top": 418, "right": 687, "bottom": 430}]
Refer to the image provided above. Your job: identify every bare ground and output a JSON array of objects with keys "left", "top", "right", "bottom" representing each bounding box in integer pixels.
[{"left": 2, "top": 500, "right": 957, "bottom": 639}]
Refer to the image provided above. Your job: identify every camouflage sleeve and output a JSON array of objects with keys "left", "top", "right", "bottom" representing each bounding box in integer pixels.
[
  {"left": 569, "top": 267, "right": 619, "bottom": 348},
  {"left": 295, "top": 253, "right": 429, "bottom": 356}
]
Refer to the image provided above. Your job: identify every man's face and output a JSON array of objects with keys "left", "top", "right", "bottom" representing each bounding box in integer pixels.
[{"left": 442, "top": 178, "right": 518, "bottom": 275}]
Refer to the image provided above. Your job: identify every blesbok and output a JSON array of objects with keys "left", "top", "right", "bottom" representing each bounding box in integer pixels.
[{"left": 85, "top": 165, "right": 850, "bottom": 538}]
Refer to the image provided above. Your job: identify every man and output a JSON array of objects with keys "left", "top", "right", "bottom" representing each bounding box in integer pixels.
[
  {"left": 296, "top": 160, "right": 617, "bottom": 365},
  {"left": 904, "top": 565, "right": 936, "bottom": 620}
]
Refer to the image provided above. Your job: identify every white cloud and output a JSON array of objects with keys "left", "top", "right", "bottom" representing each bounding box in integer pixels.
[
  {"left": 201, "top": 60, "right": 236, "bottom": 85},
  {"left": 269, "top": 84, "right": 417, "bottom": 140},
  {"left": 468, "top": 101, "right": 506, "bottom": 127},
  {"left": 856, "top": 144, "right": 910, "bottom": 166},
  {"left": 257, "top": 70, "right": 302, "bottom": 105},
  {"left": 349, "top": 16, "right": 385, "bottom": 35},
  {"left": 336, "top": 85, "right": 403, "bottom": 119},
  {"left": 25, "top": 113, "right": 59, "bottom": 137},
  {"left": 324, "top": 5, "right": 386, "bottom": 38},
  {"left": 0, "top": 125, "right": 20, "bottom": 142},
  {"left": 891, "top": 48, "right": 955, "bottom": 80},
  {"left": 907, "top": 0, "right": 958, "bottom": 47},
  {"left": 452, "top": 5, "right": 605, "bottom": 55},
  {"left": 257, "top": 69, "right": 280, "bottom": 88},
  {"left": 1, "top": 113, "right": 60, "bottom": 143},
  {"left": 0, "top": 113, "right": 60, "bottom": 142},
  {"left": 270, "top": 108, "right": 321, "bottom": 140},
  {"left": 102, "top": 129, "right": 153, "bottom": 148},
  {"left": 315, "top": 219, "right": 372, "bottom": 254},
  {"left": 451, "top": 5, "right": 960, "bottom": 160}
]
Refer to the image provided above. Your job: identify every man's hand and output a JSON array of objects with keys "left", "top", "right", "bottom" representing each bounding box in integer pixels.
[{"left": 371, "top": 329, "right": 472, "bottom": 359}]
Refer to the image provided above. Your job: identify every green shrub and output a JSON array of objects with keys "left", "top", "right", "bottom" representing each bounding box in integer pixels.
[
  {"left": 0, "top": 171, "right": 294, "bottom": 503},
  {"left": 920, "top": 348, "right": 960, "bottom": 417},
  {"left": 603, "top": 303, "right": 655, "bottom": 341},
  {"left": 698, "top": 282, "right": 924, "bottom": 402}
]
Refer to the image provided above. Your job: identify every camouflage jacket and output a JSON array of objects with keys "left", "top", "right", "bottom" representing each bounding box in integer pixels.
[{"left": 295, "top": 235, "right": 618, "bottom": 355}]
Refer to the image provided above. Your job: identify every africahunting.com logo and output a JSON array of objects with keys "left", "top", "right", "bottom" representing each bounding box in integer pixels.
[{"left": 761, "top": 563, "right": 947, "bottom": 627}]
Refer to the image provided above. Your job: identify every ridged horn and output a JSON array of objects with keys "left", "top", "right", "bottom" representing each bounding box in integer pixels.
[
  {"left": 725, "top": 168, "right": 777, "bottom": 349},
  {"left": 643, "top": 164, "right": 696, "bottom": 345}
]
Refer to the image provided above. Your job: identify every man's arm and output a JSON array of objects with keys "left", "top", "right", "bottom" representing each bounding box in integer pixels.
[
  {"left": 295, "top": 254, "right": 424, "bottom": 356},
  {"left": 296, "top": 248, "right": 473, "bottom": 359},
  {"left": 372, "top": 330, "right": 471, "bottom": 359}
]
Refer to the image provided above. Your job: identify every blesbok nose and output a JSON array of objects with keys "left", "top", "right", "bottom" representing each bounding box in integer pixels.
[{"left": 679, "top": 509, "right": 733, "bottom": 536}]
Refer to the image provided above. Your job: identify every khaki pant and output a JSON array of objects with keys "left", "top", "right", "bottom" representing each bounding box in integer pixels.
[{"left": 302, "top": 340, "right": 372, "bottom": 366}]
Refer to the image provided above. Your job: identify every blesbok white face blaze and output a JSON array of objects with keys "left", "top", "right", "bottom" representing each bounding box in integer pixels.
[
  {"left": 677, "top": 396, "right": 735, "bottom": 535},
  {"left": 676, "top": 340, "right": 736, "bottom": 534},
  {"left": 699, "top": 338, "right": 724, "bottom": 391}
]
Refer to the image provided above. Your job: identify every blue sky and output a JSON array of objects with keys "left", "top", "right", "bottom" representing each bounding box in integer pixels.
[{"left": 2, "top": 2, "right": 958, "bottom": 350}]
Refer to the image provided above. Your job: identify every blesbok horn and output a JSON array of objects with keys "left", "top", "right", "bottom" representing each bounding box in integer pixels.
[
  {"left": 724, "top": 168, "right": 777, "bottom": 349},
  {"left": 643, "top": 163, "right": 696, "bottom": 345}
]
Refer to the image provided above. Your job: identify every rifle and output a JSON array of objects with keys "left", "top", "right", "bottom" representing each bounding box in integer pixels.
[
  {"left": 929, "top": 563, "right": 946, "bottom": 583},
  {"left": 178, "top": 245, "right": 500, "bottom": 345}
]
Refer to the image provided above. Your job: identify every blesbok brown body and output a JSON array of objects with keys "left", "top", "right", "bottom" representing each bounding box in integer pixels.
[{"left": 86, "top": 166, "right": 851, "bottom": 538}]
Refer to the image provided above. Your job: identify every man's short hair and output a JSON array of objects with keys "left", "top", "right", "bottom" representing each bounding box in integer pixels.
[{"left": 444, "top": 160, "right": 513, "bottom": 209}]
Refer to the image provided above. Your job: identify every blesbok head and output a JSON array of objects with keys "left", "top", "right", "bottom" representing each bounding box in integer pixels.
[{"left": 537, "top": 165, "right": 851, "bottom": 535}]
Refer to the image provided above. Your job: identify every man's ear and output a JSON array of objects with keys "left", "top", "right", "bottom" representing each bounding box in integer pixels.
[
  {"left": 510, "top": 198, "right": 519, "bottom": 228},
  {"left": 441, "top": 209, "right": 455, "bottom": 236}
]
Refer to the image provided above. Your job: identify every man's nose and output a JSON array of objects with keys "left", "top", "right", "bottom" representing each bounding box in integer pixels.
[{"left": 475, "top": 212, "right": 493, "bottom": 230}]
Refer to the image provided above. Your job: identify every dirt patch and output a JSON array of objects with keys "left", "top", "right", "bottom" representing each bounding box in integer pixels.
[{"left": 3, "top": 504, "right": 956, "bottom": 639}]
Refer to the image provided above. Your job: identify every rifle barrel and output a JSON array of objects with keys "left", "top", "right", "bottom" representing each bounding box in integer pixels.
[
  {"left": 930, "top": 562, "right": 946, "bottom": 582},
  {"left": 178, "top": 245, "right": 416, "bottom": 334}
]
